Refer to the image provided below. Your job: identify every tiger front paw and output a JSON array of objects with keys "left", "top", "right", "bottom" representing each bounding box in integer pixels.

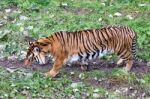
[{"left": 44, "top": 70, "right": 59, "bottom": 77}]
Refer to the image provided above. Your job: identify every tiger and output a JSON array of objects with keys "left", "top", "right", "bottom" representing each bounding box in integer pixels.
[{"left": 24, "top": 26, "right": 138, "bottom": 77}]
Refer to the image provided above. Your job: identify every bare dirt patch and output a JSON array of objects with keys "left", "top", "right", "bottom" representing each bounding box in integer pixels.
[{"left": 0, "top": 59, "right": 150, "bottom": 73}]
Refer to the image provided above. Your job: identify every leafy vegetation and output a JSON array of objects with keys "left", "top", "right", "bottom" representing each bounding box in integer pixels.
[{"left": 0, "top": 0, "right": 150, "bottom": 98}]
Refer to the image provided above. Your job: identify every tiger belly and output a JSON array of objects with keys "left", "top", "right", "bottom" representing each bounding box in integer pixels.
[{"left": 68, "top": 49, "right": 113, "bottom": 64}]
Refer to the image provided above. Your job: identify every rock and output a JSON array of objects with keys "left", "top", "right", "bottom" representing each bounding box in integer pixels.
[
  {"left": 16, "top": 22, "right": 23, "bottom": 26},
  {"left": 98, "top": 78, "right": 105, "bottom": 82},
  {"left": 0, "top": 44, "right": 6, "bottom": 51},
  {"left": 70, "top": 95, "right": 75, "bottom": 99},
  {"left": 138, "top": 4, "right": 146, "bottom": 7},
  {"left": 19, "top": 15, "right": 28, "bottom": 20},
  {"left": 71, "top": 82, "right": 83, "bottom": 88},
  {"left": 94, "top": 77, "right": 98, "bottom": 80},
  {"left": 142, "top": 93, "right": 146, "bottom": 97},
  {"left": 108, "top": 14, "right": 113, "bottom": 18},
  {"left": 19, "top": 27, "right": 24, "bottom": 32},
  {"left": 26, "top": 26, "right": 33, "bottom": 30},
  {"left": 4, "top": 94, "right": 8, "bottom": 97},
  {"left": 4, "top": 29, "right": 11, "bottom": 33},
  {"left": 61, "top": 2, "right": 68, "bottom": 7},
  {"left": 129, "top": 86, "right": 134, "bottom": 90},
  {"left": 82, "top": 92, "right": 90, "bottom": 98},
  {"left": 101, "top": 3, "right": 105, "bottom": 6},
  {"left": 5, "top": 9, "right": 11, "bottom": 13},
  {"left": 0, "top": 20, "right": 6, "bottom": 27},
  {"left": 147, "top": 62, "right": 150, "bottom": 67},
  {"left": 98, "top": 18, "right": 102, "bottom": 22},
  {"left": 79, "top": 73, "right": 85, "bottom": 79},
  {"left": 93, "top": 89, "right": 99, "bottom": 93},
  {"left": 3, "top": 16, "right": 7, "bottom": 19},
  {"left": 115, "top": 87, "right": 128, "bottom": 94},
  {"left": 8, "top": 55, "right": 18, "bottom": 60},
  {"left": 71, "top": 82, "right": 78, "bottom": 88},
  {"left": 6, "top": 68, "right": 18, "bottom": 73},
  {"left": 70, "top": 71, "right": 75, "bottom": 75},
  {"left": 93, "top": 93, "right": 100, "bottom": 98},
  {"left": 0, "top": 23, "right": 3, "bottom": 26},
  {"left": 73, "top": 88, "right": 79, "bottom": 92},
  {"left": 23, "top": 31, "right": 29, "bottom": 36},
  {"left": 114, "top": 12, "right": 122, "bottom": 17},
  {"left": 19, "top": 51, "right": 27, "bottom": 60},
  {"left": 126, "top": 15, "right": 134, "bottom": 20},
  {"left": 21, "top": 90, "right": 29, "bottom": 95},
  {"left": 115, "top": 89, "right": 121, "bottom": 94}
]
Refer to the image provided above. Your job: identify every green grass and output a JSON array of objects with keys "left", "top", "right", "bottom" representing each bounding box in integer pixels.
[{"left": 0, "top": 0, "right": 150, "bottom": 98}]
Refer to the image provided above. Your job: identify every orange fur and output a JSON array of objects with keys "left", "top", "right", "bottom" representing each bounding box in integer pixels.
[{"left": 25, "top": 26, "right": 138, "bottom": 77}]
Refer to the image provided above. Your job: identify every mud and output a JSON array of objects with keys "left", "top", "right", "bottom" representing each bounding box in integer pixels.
[{"left": 0, "top": 59, "right": 149, "bottom": 74}]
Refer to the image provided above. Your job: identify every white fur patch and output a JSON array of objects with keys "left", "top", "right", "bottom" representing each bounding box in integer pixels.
[
  {"left": 99, "top": 49, "right": 113, "bottom": 58},
  {"left": 99, "top": 50, "right": 107, "bottom": 57},
  {"left": 68, "top": 54, "right": 80, "bottom": 63},
  {"left": 66, "top": 49, "right": 114, "bottom": 65}
]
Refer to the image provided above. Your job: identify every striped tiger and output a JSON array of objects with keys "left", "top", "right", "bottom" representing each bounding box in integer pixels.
[{"left": 24, "top": 26, "right": 138, "bottom": 77}]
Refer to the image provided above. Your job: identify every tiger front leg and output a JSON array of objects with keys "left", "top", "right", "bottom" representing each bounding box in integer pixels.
[{"left": 45, "top": 58, "right": 65, "bottom": 77}]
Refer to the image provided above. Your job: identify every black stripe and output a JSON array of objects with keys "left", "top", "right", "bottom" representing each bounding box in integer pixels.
[
  {"left": 120, "top": 50, "right": 128, "bottom": 58},
  {"left": 100, "top": 30, "right": 108, "bottom": 45},
  {"left": 86, "top": 53, "right": 90, "bottom": 60},
  {"left": 89, "top": 29, "right": 97, "bottom": 43},
  {"left": 67, "top": 32, "right": 70, "bottom": 43},
  {"left": 92, "top": 51, "right": 96, "bottom": 58},
  {"left": 75, "top": 32, "right": 78, "bottom": 47},
  {"left": 59, "top": 31, "right": 65, "bottom": 45},
  {"left": 54, "top": 33, "right": 60, "bottom": 41},
  {"left": 96, "top": 50, "right": 100, "bottom": 57},
  {"left": 78, "top": 53, "right": 83, "bottom": 61},
  {"left": 51, "top": 35, "right": 55, "bottom": 41},
  {"left": 122, "top": 53, "right": 131, "bottom": 60}
]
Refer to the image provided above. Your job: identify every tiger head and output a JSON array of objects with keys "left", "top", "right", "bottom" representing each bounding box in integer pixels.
[{"left": 24, "top": 38, "right": 52, "bottom": 66}]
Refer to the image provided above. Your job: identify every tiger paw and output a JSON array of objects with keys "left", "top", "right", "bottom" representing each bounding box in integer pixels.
[
  {"left": 44, "top": 70, "right": 59, "bottom": 77},
  {"left": 81, "top": 65, "right": 90, "bottom": 71},
  {"left": 123, "top": 67, "right": 131, "bottom": 72},
  {"left": 117, "top": 59, "right": 124, "bottom": 66}
]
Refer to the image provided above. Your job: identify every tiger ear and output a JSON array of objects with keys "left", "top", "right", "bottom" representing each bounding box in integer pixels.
[{"left": 28, "top": 41, "right": 33, "bottom": 46}]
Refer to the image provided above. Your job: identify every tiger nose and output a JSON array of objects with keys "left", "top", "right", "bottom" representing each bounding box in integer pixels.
[{"left": 24, "top": 59, "right": 32, "bottom": 66}]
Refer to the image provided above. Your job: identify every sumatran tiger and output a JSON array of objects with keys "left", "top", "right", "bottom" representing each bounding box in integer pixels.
[{"left": 24, "top": 26, "right": 138, "bottom": 77}]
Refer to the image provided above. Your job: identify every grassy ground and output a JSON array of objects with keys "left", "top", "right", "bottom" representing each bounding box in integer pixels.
[
  {"left": 0, "top": 0, "right": 150, "bottom": 98},
  {"left": 0, "top": 60, "right": 150, "bottom": 98}
]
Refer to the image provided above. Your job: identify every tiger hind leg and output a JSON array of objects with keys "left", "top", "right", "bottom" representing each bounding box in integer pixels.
[
  {"left": 124, "top": 59, "right": 133, "bottom": 71},
  {"left": 117, "top": 58, "right": 124, "bottom": 65},
  {"left": 74, "top": 61, "right": 89, "bottom": 71},
  {"left": 118, "top": 50, "right": 133, "bottom": 71},
  {"left": 81, "top": 64, "right": 90, "bottom": 71}
]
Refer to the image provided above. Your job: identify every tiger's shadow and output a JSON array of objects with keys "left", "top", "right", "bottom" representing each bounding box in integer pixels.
[{"left": 30, "top": 58, "right": 149, "bottom": 74}]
